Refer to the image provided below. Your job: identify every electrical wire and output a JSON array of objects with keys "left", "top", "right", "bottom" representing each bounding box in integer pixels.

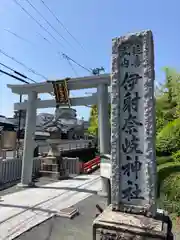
[
  {"left": 0, "top": 62, "right": 37, "bottom": 83},
  {"left": 13, "top": 0, "right": 93, "bottom": 74},
  {"left": 65, "top": 58, "right": 79, "bottom": 77},
  {"left": 13, "top": 0, "right": 64, "bottom": 48},
  {"left": 0, "top": 69, "right": 29, "bottom": 84},
  {"left": 4, "top": 29, "right": 66, "bottom": 77},
  {"left": 36, "top": 31, "right": 52, "bottom": 45},
  {"left": 4, "top": 28, "right": 62, "bottom": 63},
  {"left": 40, "top": 0, "right": 87, "bottom": 52},
  {"left": 0, "top": 63, "right": 54, "bottom": 98},
  {"left": 0, "top": 48, "right": 47, "bottom": 79},
  {"left": 62, "top": 53, "right": 92, "bottom": 74},
  {"left": 4, "top": 29, "right": 92, "bottom": 75},
  {"left": 25, "top": 0, "right": 71, "bottom": 47},
  {"left": 4, "top": 29, "right": 35, "bottom": 47},
  {"left": 4, "top": 28, "right": 91, "bottom": 75}
]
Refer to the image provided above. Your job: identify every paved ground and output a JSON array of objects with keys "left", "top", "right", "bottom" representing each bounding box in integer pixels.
[
  {"left": 0, "top": 173, "right": 101, "bottom": 240},
  {"left": 15, "top": 193, "right": 180, "bottom": 240},
  {"left": 16, "top": 194, "right": 107, "bottom": 240},
  {"left": 0, "top": 177, "right": 59, "bottom": 197},
  {"left": 0, "top": 170, "right": 179, "bottom": 240}
]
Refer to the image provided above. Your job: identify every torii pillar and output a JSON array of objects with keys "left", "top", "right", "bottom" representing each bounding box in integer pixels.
[
  {"left": 19, "top": 91, "right": 37, "bottom": 187},
  {"left": 97, "top": 83, "right": 111, "bottom": 196}
]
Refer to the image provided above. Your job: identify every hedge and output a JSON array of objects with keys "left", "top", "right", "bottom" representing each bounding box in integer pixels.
[
  {"left": 157, "top": 156, "right": 173, "bottom": 165},
  {"left": 160, "top": 173, "right": 180, "bottom": 200},
  {"left": 172, "top": 150, "right": 180, "bottom": 162},
  {"left": 156, "top": 118, "right": 180, "bottom": 154},
  {"left": 159, "top": 173, "right": 180, "bottom": 215},
  {"left": 157, "top": 162, "right": 180, "bottom": 197}
]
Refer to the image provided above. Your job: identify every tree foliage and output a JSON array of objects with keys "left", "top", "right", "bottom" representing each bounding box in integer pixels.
[
  {"left": 156, "top": 119, "right": 180, "bottom": 154},
  {"left": 88, "top": 104, "right": 111, "bottom": 136},
  {"left": 155, "top": 68, "right": 179, "bottom": 134},
  {"left": 88, "top": 105, "right": 98, "bottom": 136},
  {"left": 155, "top": 67, "right": 180, "bottom": 218},
  {"left": 156, "top": 67, "right": 180, "bottom": 155}
]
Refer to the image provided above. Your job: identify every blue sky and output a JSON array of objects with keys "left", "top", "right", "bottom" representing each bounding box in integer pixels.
[{"left": 0, "top": 0, "right": 180, "bottom": 120}]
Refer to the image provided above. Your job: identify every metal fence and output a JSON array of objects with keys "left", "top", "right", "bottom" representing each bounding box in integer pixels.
[
  {"left": 38, "top": 140, "right": 94, "bottom": 155},
  {"left": 0, "top": 140, "right": 94, "bottom": 159},
  {"left": 0, "top": 157, "right": 41, "bottom": 189},
  {"left": 63, "top": 157, "right": 79, "bottom": 175},
  {"left": 0, "top": 140, "right": 92, "bottom": 189},
  {"left": 0, "top": 156, "right": 80, "bottom": 189}
]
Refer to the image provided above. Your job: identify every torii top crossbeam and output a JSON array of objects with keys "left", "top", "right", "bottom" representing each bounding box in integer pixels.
[{"left": 7, "top": 73, "right": 110, "bottom": 95}]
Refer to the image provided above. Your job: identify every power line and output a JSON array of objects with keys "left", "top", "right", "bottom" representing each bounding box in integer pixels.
[
  {"left": 0, "top": 48, "right": 47, "bottom": 79},
  {"left": 4, "top": 28, "right": 61, "bottom": 62},
  {"left": 25, "top": 0, "right": 71, "bottom": 47},
  {"left": 40, "top": 0, "right": 87, "bottom": 52},
  {"left": 0, "top": 62, "right": 37, "bottom": 83},
  {"left": 13, "top": 0, "right": 94, "bottom": 75},
  {"left": 62, "top": 53, "right": 92, "bottom": 74},
  {"left": 11, "top": 0, "right": 94, "bottom": 76},
  {"left": 3, "top": 27, "right": 92, "bottom": 75},
  {"left": 0, "top": 62, "right": 55, "bottom": 98},
  {"left": 4, "top": 29, "right": 35, "bottom": 47},
  {"left": 5, "top": 28, "right": 62, "bottom": 61},
  {"left": 37, "top": 1, "right": 102, "bottom": 75},
  {"left": 65, "top": 58, "right": 79, "bottom": 77},
  {"left": 36, "top": 31, "right": 52, "bottom": 45},
  {"left": 13, "top": 0, "right": 64, "bottom": 49},
  {"left": 4, "top": 29, "right": 66, "bottom": 72},
  {"left": 4, "top": 27, "right": 53, "bottom": 52},
  {"left": 0, "top": 69, "right": 29, "bottom": 84}
]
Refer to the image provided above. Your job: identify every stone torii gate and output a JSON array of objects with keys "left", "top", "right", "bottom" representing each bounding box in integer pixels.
[{"left": 7, "top": 74, "right": 111, "bottom": 193}]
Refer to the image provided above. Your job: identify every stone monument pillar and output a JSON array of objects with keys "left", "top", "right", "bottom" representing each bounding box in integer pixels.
[
  {"left": 111, "top": 30, "right": 157, "bottom": 215},
  {"left": 92, "top": 30, "right": 173, "bottom": 240}
]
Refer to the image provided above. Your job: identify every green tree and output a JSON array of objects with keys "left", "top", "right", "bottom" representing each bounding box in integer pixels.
[
  {"left": 88, "top": 104, "right": 111, "bottom": 136},
  {"left": 155, "top": 67, "right": 179, "bottom": 134},
  {"left": 88, "top": 105, "right": 98, "bottom": 136},
  {"left": 156, "top": 118, "right": 180, "bottom": 154}
]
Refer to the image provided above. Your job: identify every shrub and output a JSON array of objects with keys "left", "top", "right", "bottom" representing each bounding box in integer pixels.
[
  {"left": 158, "top": 196, "right": 180, "bottom": 215},
  {"left": 156, "top": 119, "right": 180, "bottom": 155},
  {"left": 157, "top": 162, "right": 180, "bottom": 197},
  {"left": 158, "top": 170, "right": 180, "bottom": 216},
  {"left": 160, "top": 173, "right": 180, "bottom": 199},
  {"left": 157, "top": 156, "right": 173, "bottom": 165},
  {"left": 172, "top": 150, "right": 180, "bottom": 162}
]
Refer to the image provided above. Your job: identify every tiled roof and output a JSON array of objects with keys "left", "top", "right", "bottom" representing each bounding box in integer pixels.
[{"left": 0, "top": 116, "right": 15, "bottom": 125}]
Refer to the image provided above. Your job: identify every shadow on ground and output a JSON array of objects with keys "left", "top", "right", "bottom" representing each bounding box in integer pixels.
[{"left": 15, "top": 194, "right": 107, "bottom": 240}]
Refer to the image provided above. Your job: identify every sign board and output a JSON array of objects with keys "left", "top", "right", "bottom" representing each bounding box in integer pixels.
[
  {"left": 1, "top": 131, "right": 17, "bottom": 150},
  {"left": 52, "top": 80, "right": 70, "bottom": 105},
  {"left": 111, "top": 30, "right": 156, "bottom": 215}
]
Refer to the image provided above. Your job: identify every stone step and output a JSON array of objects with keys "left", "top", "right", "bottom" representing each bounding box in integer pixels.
[
  {"left": 41, "top": 163, "right": 59, "bottom": 172},
  {"left": 39, "top": 170, "right": 69, "bottom": 180},
  {"left": 56, "top": 206, "right": 79, "bottom": 219},
  {"left": 41, "top": 157, "right": 58, "bottom": 165}
]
